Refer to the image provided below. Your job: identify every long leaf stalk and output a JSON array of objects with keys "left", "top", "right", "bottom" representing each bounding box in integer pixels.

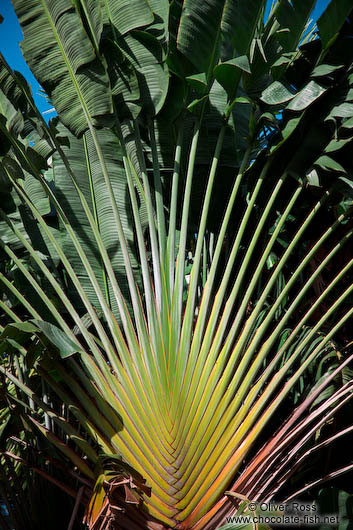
[
  {"left": 2, "top": 25, "right": 191, "bottom": 458},
  {"left": 228, "top": 225, "right": 353, "bottom": 411},
  {"left": 33, "top": 0, "right": 153, "bottom": 372},
  {"left": 167, "top": 125, "right": 184, "bottom": 303},
  {"left": 209, "top": 208, "right": 352, "bottom": 420},
  {"left": 236, "top": 249, "right": 353, "bottom": 432},
  {"left": 4, "top": 154, "right": 121, "bottom": 360},
  {"left": 264, "top": 352, "right": 353, "bottom": 469},
  {"left": 229, "top": 304, "right": 353, "bottom": 480},
  {"left": 184, "top": 268, "right": 353, "bottom": 509},
  {"left": 72, "top": 353, "right": 175, "bottom": 465},
  {"left": 1, "top": 188, "right": 117, "bottom": 371},
  {"left": 38, "top": 366, "right": 116, "bottom": 455},
  {"left": 149, "top": 118, "right": 174, "bottom": 381},
  {"left": 178, "top": 316, "right": 353, "bottom": 525},
  {"left": 170, "top": 118, "right": 201, "bottom": 382},
  {"left": 202, "top": 238, "right": 207, "bottom": 287},
  {"left": 53, "top": 138, "right": 142, "bottom": 359},
  {"left": 64, "top": 364, "right": 178, "bottom": 501},
  {"left": 114, "top": 115, "right": 172, "bottom": 418},
  {"left": 178, "top": 186, "right": 332, "bottom": 450},
  {"left": 256, "top": 384, "right": 353, "bottom": 500},
  {"left": 133, "top": 119, "right": 164, "bottom": 314},
  {"left": 149, "top": 117, "right": 167, "bottom": 269},
  {"left": 71, "top": 356, "right": 177, "bottom": 483},
  {"left": 174, "top": 124, "right": 227, "bottom": 406},
  {"left": 87, "top": 124, "right": 152, "bottom": 355},
  {"left": 166, "top": 124, "right": 184, "bottom": 378},
  {"left": 285, "top": 463, "right": 353, "bottom": 502},
  {"left": 9, "top": 161, "right": 174, "bottom": 442},
  {"left": 0, "top": 365, "right": 99, "bottom": 464},
  {"left": 174, "top": 185, "right": 303, "bottom": 473},
  {"left": 39, "top": 358, "right": 179, "bottom": 521},
  {"left": 172, "top": 144, "right": 253, "bottom": 413},
  {"left": 194, "top": 379, "right": 353, "bottom": 530},
  {"left": 279, "top": 424, "right": 353, "bottom": 497},
  {"left": 207, "top": 187, "right": 328, "bottom": 378},
  {"left": 171, "top": 124, "right": 228, "bottom": 422},
  {"left": 6, "top": 124, "right": 175, "bottom": 470},
  {"left": 130, "top": 120, "right": 172, "bottom": 400},
  {"left": 28, "top": 0, "right": 139, "bottom": 334},
  {"left": 244, "top": 374, "right": 353, "bottom": 497},
  {"left": 173, "top": 160, "right": 279, "bottom": 447},
  {"left": 114, "top": 115, "right": 159, "bottom": 325},
  {"left": 171, "top": 144, "right": 264, "bottom": 425},
  {"left": 234, "top": 192, "right": 333, "bottom": 349},
  {"left": 0, "top": 240, "right": 82, "bottom": 347},
  {"left": 82, "top": 133, "right": 110, "bottom": 308},
  {"left": 0, "top": 52, "right": 144, "bottom": 363},
  {"left": 0, "top": 275, "right": 42, "bottom": 321},
  {"left": 171, "top": 178, "right": 302, "bottom": 500},
  {"left": 77, "top": 363, "right": 176, "bottom": 473},
  {"left": 0, "top": 300, "right": 23, "bottom": 324},
  {"left": 2, "top": 189, "right": 175, "bottom": 476},
  {"left": 171, "top": 250, "right": 353, "bottom": 518},
  {"left": 4, "top": 124, "right": 350, "bottom": 524}
]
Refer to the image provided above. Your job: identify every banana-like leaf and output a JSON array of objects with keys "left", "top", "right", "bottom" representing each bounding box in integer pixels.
[
  {"left": 261, "top": 81, "right": 296, "bottom": 105},
  {"left": 148, "top": 0, "right": 169, "bottom": 35},
  {"left": 223, "top": 0, "right": 265, "bottom": 56},
  {"left": 0, "top": 90, "right": 24, "bottom": 136},
  {"left": 0, "top": 52, "right": 33, "bottom": 116},
  {"left": 117, "top": 30, "right": 169, "bottom": 116},
  {"left": 102, "top": 0, "right": 153, "bottom": 35},
  {"left": 51, "top": 122, "right": 137, "bottom": 317},
  {"left": 72, "top": 0, "right": 103, "bottom": 51},
  {"left": 33, "top": 320, "right": 85, "bottom": 358},
  {"left": 177, "top": 0, "right": 265, "bottom": 74},
  {"left": 274, "top": 0, "right": 316, "bottom": 51},
  {"left": 177, "top": 0, "right": 226, "bottom": 73},
  {"left": 12, "top": 0, "right": 113, "bottom": 136},
  {"left": 102, "top": 39, "right": 141, "bottom": 119},
  {"left": 318, "top": 0, "right": 353, "bottom": 50}
]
